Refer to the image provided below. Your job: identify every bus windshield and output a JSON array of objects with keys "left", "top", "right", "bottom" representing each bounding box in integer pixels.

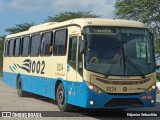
[{"left": 84, "top": 27, "right": 155, "bottom": 76}]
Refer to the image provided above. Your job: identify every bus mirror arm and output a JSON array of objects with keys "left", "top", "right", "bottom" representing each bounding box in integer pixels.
[{"left": 80, "top": 40, "right": 87, "bottom": 54}]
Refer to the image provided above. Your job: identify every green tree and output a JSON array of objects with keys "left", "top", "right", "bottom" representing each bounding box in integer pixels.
[
  {"left": 0, "top": 35, "right": 5, "bottom": 56},
  {"left": 114, "top": 0, "right": 160, "bottom": 56},
  {"left": 45, "top": 11, "right": 99, "bottom": 22},
  {"left": 0, "top": 36, "right": 5, "bottom": 73},
  {"left": 0, "top": 35, "right": 5, "bottom": 41},
  {"left": 5, "top": 22, "right": 35, "bottom": 34},
  {"left": 0, "top": 39, "right": 4, "bottom": 57}
]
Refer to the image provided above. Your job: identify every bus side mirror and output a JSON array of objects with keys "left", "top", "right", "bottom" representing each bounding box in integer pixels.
[{"left": 80, "top": 40, "right": 86, "bottom": 54}]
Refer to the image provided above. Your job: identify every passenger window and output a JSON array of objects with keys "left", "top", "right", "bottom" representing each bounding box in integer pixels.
[
  {"left": 15, "top": 38, "right": 20, "bottom": 57},
  {"left": 22, "top": 36, "right": 30, "bottom": 57},
  {"left": 9, "top": 40, "right": 14, "bottom": 57},
  {"left": 31, "top": 34, "right": 41, "bottom": 57},
  {"left": 53, "top": 29, "right": 67, "bottom": 55},
  {"left": 4, "top": 40, "right": 9, "bottom": 57},
  {"left": 41, "top": 32, "right": 52, "bottom": 56}
]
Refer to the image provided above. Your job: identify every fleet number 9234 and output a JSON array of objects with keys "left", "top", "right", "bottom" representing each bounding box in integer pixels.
[{"left": 106, "top": 87, "right": 116, "bottom": 92}]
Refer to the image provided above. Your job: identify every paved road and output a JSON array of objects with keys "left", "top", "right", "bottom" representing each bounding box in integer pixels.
[{"left": 0, "top": 77, "right": 160, "bottom": 120}]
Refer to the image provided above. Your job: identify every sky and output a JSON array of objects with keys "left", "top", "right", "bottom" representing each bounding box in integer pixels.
[{"left": 0, "top": 0, "right": 116, "bottom": 36}]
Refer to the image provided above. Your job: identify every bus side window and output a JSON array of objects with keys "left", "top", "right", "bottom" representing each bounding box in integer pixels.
[
  {"left": 30, "top": 34, "right": 41, "bottom": 57},
  {"left": 41, "top": 32, "right": 52, "bottom": 56},
  {"left": 4, "top": 40, "right": 9, "bottom": 57},
  {"left": 14, "top": 38, "right": 20, "bottom": 57},
  {"left": 53, "top": 29, "right": 67, "bottom": 56},
  {"left": 8, "top": 40, "right": 14, "bottom": 57},
  {"left": 21, "top": 36, "right": 30, "bottom": 57}
]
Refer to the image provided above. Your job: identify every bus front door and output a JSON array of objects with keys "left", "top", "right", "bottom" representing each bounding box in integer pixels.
[{"left": 67, "top": 36, "right": 78, "bottom": 105}]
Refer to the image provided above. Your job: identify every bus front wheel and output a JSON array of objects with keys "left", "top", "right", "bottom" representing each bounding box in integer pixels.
[
  {"left": 56, "top": 83, "right": 72, "bottom": 111},
  {"left": 16, "top": 77, "right": 26, "bottom": 97}
]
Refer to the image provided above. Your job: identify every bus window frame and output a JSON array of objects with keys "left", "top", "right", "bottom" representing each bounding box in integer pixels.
[
  {"left": 53, "top": 28, "right": 68, "bottom": 56},
  {"left": 4, "top": 40, "right": 9, "bottom": 57},
  {"left": 30, "top": 33, "right": 42, "bottom": 57},
  {"left": 21, "top": 36, "right": 31, "bottom": 57},
  {"left": 8, "top": 39, "right": 15, "bottom": 57},
  {"left": 14, "top": 38, "right": 21, "bottom": 57},
  {"left": 40, "top": 31, "right": 53, "bottom": 57}
]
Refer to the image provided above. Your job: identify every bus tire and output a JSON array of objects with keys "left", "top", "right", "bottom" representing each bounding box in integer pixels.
[
  {"left": 56, "top": 83, "right": 72, "bottom": 112},
  {"left": 16, "top": 77, "right": 26, "bottom": 97}
]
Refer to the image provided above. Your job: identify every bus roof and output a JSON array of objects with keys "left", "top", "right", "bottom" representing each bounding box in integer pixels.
[{"left": 6, "top": 18, "right": 147, "bottom": 39}]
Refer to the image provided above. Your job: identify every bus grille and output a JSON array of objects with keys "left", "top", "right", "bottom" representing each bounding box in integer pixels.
[
  {"left": 96, "top": 77, "right": 151, "bottom": 85},
  {"left": 104, "top": 98, "right": 143, "bottom": 107}
]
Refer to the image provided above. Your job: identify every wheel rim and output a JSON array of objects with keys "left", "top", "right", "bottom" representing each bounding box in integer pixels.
[{"left": 57, "top": 88, "right": 64, "bottom": 105}]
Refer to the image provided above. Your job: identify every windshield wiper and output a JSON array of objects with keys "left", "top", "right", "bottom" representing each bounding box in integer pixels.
[
  {"left": 104, "top": 55, "right": 146, "bottom": 79},
  {"left": 104, "top": 63, "right": 116, "bottom": 78},
  {"left": 125, "top": 55, "right": 145, "bottom": 79},
  {"left": 104, "top": 56, "right": 123, "bottom": 78}
]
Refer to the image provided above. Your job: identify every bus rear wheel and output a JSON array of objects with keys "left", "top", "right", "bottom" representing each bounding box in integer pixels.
[
  {"left": 56, "top": 83, "right": 72, "bottom": 112},
  {"left": 17, "top": 77, "right": 26, "bottom": 97}
]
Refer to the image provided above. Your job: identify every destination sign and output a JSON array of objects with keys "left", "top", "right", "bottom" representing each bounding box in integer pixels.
[
  {"left": 93, "top": 29, "right": 112, "bottom": 33},
  {"left": 86, "top": 27, "right": 116, "bottom": 34}
]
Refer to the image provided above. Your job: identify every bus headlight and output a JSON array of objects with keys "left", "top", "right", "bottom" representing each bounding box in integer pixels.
[
  {"left": 142, "top": 85, "right": 156, "bottom": 100},
  {"left": 151, "top": 100, "right": 155, "bottom": 103},
  {"left": 86, "top": 82, "right": 103, "bottom": 94},
  {"left": 146, "top": 84, "right": 157, "bottom": 93},
  {"left": 151, "top": 85, "right": 156, "bottom": 90}
]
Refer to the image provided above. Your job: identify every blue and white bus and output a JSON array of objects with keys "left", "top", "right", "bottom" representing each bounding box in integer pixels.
[{"left": 3, "top": 18, "right": 156, "bottom": 111}]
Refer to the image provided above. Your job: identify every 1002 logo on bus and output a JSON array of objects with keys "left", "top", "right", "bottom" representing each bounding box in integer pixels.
[
  {"left": 29, "top": 61, "right": 45, "bottom": 74},
  {"left": 17, "top": 59, "right": 45, "bottom": 74}
]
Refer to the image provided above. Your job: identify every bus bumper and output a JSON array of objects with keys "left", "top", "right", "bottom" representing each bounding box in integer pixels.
[{"left": 75, "top": 81, "right": 156, "bottom": 109}]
